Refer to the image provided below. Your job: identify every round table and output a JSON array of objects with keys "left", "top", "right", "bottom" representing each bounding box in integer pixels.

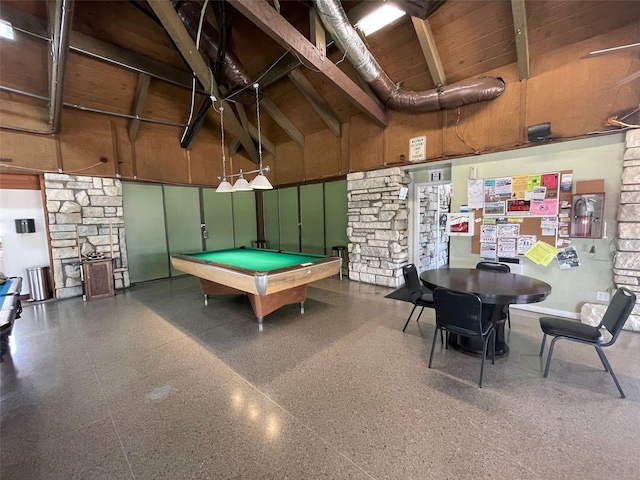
[{"left": 420, "top": 268, "right": 551, "bottom": 356}]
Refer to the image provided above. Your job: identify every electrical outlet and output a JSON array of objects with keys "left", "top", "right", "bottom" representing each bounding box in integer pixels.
[{"left": 596, "top": 291, "right": 610, "bottom": 302}]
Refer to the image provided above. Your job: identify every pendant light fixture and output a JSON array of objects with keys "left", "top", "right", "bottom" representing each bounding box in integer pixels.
[
  {"left": 215, "top": 106, "right": 233, "bottom": 192},
  {"left": 249, "top": 83, "right": 273, "bottom": 190}
]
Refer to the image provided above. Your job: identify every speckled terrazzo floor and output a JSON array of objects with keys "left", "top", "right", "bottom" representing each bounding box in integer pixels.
[{"left": 2, "top": 275, "right": 640, "bottom": 479}]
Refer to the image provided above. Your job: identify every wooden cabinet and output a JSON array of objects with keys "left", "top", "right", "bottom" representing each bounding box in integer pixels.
[{"left": 82, "top": 259, "right": 115, "bottom": 301}]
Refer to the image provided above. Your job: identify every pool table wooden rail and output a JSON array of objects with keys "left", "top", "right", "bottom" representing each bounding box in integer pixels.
[{"left": 170, "top": 255, "right": 340, "bottom": 296}]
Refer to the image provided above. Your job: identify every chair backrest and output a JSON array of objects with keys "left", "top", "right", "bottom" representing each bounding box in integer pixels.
[
  {"left": 433, "top": 287, "right": 484, "bottom": 337},
  {"left": 402, "top": 264, "right": 423, "bottom": 303},
  {"left": 476, "top": 261, "right": 510, "bottom": 273},
  {"left": 599, "top": 287, "right": 636, "bottom": 343}
]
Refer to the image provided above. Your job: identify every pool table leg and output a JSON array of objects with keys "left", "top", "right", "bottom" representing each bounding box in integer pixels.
[
  {"left": 204, "top": 294, "right": 208, "bottom": 306},
  {"left": 300, "top": 302, "right": 305, "bottom": 314}
]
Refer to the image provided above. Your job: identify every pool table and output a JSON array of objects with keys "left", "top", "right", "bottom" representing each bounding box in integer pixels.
[{"left": 170, "top": 247, "right": 341, "bottom": 327}]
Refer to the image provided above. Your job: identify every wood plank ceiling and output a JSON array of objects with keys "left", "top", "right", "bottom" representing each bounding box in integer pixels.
[{"left": 1, "top": 0, "right": 639, "bottom": 152}]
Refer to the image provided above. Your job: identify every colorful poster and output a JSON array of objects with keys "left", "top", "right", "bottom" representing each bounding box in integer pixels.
[
  {"left": 530, "top": 199, "right": 558, "bottom": 215},
  {"left": 517, "top": 235, "right": 537, "bottom": 254},
  {"left": 527, "top": 175, "right": 542, "bottom": 191},
  {"left": 484, "top": 201, "right": 505, "bottom": 215},
  {"left": 481, "top": 225, "right": 497, "bottom": 243},
  {"left": 506, "top": 199, "right": 531, "bottom": 214},
  {"left": 497, "top": 238, "right": 517, "bottom": 257},
  {"left": 495, "top": 177, "right": 513, "bottom": 197},
  {"left": 542, "top": 173, "right": 559, "bottom": 198},
  {"left": 497, "top": 224, "right": 520, "bottom": 237},
  {"left": 512, "top": 175, "right": 528, "bottom": 199}
]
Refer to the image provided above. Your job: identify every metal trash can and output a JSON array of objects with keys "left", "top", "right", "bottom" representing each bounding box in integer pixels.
[{"left": 26, "top": 266, "right": 52, "bottom": 301}]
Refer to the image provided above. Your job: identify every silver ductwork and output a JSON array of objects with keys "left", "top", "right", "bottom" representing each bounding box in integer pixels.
[
  {"left": 173, "top": 0, "right": 251, "bottom": 90},
  {"left": 314, "top": 0, "right": 505, "bottom": 112}
]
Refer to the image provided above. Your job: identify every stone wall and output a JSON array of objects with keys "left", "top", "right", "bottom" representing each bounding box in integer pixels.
[
  {"left": 581, "top": 129, "right": 640, "bottom": 332},
  {"left": 44, "top": 173, "right": 129, "bottom": 299},
  {"left": 418, "top": 184, "right": 450, "bottom": 271},
  {"left": 346, "top": 167, "right": 411, "bottom": 288}
]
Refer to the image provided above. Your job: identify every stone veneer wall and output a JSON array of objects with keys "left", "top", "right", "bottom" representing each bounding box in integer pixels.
[
  {"left": 347, "top": 167, "right": 411, "bottom": 288},
  {"left": 418, "top": 184, "right": 450, "bottom": 271},
  {"left": 44, "top": 173, "right": 129, "bottom": 299},
  {"left": 581, "top": 129, "right": 640, "bottom": 332}
]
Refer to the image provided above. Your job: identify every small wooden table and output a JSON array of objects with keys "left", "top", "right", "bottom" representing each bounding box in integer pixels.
[{"left": 420, "top": 268, "right": 551, "bottom": 356}]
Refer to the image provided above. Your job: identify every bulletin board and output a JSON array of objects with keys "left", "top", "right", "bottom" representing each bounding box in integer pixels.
[{"left": 469, "top": 171, "right": 573, "bottom": 256}]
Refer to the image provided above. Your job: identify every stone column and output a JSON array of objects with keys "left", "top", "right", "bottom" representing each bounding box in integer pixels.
[
  {"left": 581, "top": 129, "right": 640, "bottom": 331},
  {"left": 45, "top": 174, "right": 130, "bottom": 299},
  {"left": 346, "top": 167, "right": 411, "bottom": 288}
]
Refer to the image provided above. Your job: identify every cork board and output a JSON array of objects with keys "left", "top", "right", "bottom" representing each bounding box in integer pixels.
[{"left": 470, "top": 170, "right": 573, "bottom": 255}]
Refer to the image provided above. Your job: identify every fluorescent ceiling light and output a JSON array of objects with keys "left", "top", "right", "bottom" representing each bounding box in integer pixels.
[
  {"left": 357, "top": 4, "right": 406, "bottom": 37},
  {"left": 0, "top": 19, "right": 15, "bottom": 40}
]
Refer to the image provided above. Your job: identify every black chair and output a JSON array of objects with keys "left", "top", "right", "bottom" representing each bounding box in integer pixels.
[
  {"left": 430, "top": 287, "right": 496, "bottom": 387},
  {"left": 401, "top": 264, "right": 435, "bottom": 333},
  {"left": 476, "top": 261, "right": 512, "bottom": 328},
  {"left": 539, "top": 287, "right": 636, "bottom": 398}
]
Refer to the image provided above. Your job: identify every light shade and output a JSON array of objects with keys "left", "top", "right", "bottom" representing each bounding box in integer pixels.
[
  {"left": 249, "top": 173, "right": 273, "bottom": 190},
  {"left": 215, "top": 180, "right": 233, "bottom": 193},
  {"left": 231, "top": 177, "right": 252, "bottom": 192},
  {"left": 357, "top": 5, "right": 405, "bottom": 36}
]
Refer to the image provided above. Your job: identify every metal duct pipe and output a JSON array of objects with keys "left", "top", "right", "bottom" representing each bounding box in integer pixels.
[
  {"left": 50, "top": 0, "right": 74, "bottom": 132},
  {"left": 314, "top": 0, "right": 505, "bottom": 112},
  {"left": 172, "top": 0, "right": 251, "bottom": 89}
]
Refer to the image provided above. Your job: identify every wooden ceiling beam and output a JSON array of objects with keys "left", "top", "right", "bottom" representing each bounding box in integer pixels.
[
  {"left": 147, "top": 0, "right": 258, "bottom": 162},
  {"left": 0, "top": 4, "right": 49, "bottom": 38},
  {"left": 288, "top": 68, "right": 341, "bottom": 138},
  {"left": 229, "top": 137, "right": 241, "bottom": 156},
  {"left": 411, "top": 16, "right": 447, "bottom": 86},
  {"left": 309, "top": 8, "right": 326, "bottom": 61},
  {"left": 260, "top": 97, "right": 305, "bottom": 148},
  {"left": 128, "top": 73, "right": 151, "bottom": 142},
  {"left": 228, "top": 0, "right": 387, "bottom": 128},
  {"left": 234, "top": 104, "right": 276, "bottom": 156},
  {"left": 510, "top": 0, "right": 530, "bottom": 80}
]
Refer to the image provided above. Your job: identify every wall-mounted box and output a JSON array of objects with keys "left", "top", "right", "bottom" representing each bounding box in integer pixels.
[
  {"left": 570, "top": 193, "right": 605, "bottom": 239},
  {"left": 15, "top": 218, "right": 35, "bottom": 234}
]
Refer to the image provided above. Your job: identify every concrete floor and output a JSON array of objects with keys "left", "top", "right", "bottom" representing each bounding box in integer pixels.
[{"left": 1, "top": 275, "right": 639, "bottom": 479}]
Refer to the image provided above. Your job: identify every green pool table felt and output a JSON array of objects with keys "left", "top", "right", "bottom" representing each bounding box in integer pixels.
[{"left": 185, "top": 248, "right": 327, "bottom": 272}]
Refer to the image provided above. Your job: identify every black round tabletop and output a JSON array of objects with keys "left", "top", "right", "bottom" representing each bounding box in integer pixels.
[{"left": 420, "top": 268, "right": 551, "bottom": 305}]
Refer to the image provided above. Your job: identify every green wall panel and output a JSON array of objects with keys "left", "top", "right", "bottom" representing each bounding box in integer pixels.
[
  {"left": 300, "top": 183, "right": 325, "bottom": 254},
  {"left": 232, "top": 191, "right": 257, "bottom": 248},
  {"left": 203, "top": 188, "right": 234, "bottom": 251},
  {"left": 263, "top": 190, "right": 280, "bottom": 250},
  {"left": 278, "top": 187, "right": 300, "bottom": 252},
  {"left": 122, "top": 183, "right": 169, "bottom": 283},
  {"left": 164, "top": 186, "right": 202, "bottom": 276},
  {"left": 324, "top": 180, "right": 349, "bottom": 251}
]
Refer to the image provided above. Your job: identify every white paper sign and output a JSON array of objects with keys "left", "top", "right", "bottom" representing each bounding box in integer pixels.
[{"left": 409, "top": 135, "right": 426, "bottom": 162}]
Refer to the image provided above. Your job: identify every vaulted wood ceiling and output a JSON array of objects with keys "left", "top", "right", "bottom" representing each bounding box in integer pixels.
[{"left": 1, "top": 0, "right": 639, "bottom": 157}]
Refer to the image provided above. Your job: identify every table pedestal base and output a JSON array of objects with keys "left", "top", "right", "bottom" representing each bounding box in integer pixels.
[
  {"left": 199, "top": 279, "right": 307, "bottom": 325},
  {"left": 447, "top": 304, "right": 509, "bottom": 357}
]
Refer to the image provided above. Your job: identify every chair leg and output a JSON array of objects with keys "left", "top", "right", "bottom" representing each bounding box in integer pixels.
[
  {"left": 428, "top": 326, "right": 439, "bottom": 368},
  {"left": 507, "top": 313, "right": 511, "bottom": 329},
  {"left": 440, "top": 329, "right": 444, "bottom": 345},
  {"left": 402, "top": 305, "right": 417, "bottom": 332},
  {"left": 543, "top": 336, "right": 560, "bottom": 378},
  {"left": 595, "top": 346, "right": 626, "bottom": 398},
  {"left": 479, "top": 334, "right": 488, "bottom": 388},
  {"left": 491, "top": 330, "right": 496, "bottom": 365},
  {"left": 594, "top": 346, "right": 609, "bottom": 372},
  {"left": 539, "top": 333, "right": 547, "bottom": 357},
  {"left": 415, "top": 307, "right": 425, "bottom": 323}
]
